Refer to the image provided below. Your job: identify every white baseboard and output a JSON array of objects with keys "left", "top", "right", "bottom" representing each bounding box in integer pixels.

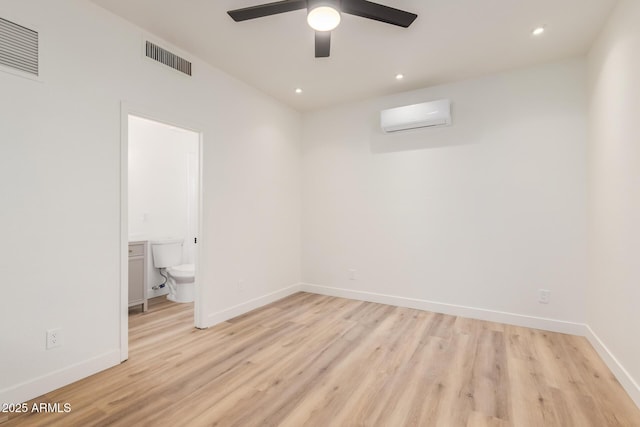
[
  {"left": 300, "top": 283, "right": 587, "bottom": 335},
  {"left": 205, "top": 284, "right": 302, "bottom": 327},
  {"left": 147, "top": 287, "right": 169, "bottom": 299},
  {"left": 585, "top": 326, "right": 640, "bottom": 408},
  {"left": 0, "top": 350, "right": 120, "bottom": 405}
]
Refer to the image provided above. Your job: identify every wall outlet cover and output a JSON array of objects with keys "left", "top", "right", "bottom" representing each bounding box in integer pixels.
[
  {"left": 538, "top": 289, "right": 551, "bottom": 304},
  {"left": 46, "top": 328, "right": 62, "bottom": 349}
]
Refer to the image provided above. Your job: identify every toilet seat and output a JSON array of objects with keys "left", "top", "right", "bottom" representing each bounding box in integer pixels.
[{"left": 167, "top": 263, "right": 194, "bottom": 279}]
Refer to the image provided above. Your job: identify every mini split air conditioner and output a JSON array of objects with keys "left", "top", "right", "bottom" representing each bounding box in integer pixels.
[{"left": 380, "top": 99, "right": 451, "bottom": 133}]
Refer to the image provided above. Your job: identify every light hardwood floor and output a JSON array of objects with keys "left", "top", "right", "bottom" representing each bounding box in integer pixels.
[{"left": 4, "top": 292, "right": 640, "bottom": 426}]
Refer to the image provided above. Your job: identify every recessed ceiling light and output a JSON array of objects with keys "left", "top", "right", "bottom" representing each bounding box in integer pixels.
[
  {"left": 395, "top": 74, "right": 404, "bottom": 80},
  {"left": 532, "top": 27, "right": 545, "bottom": 36},
  {"left": 295, "top": 88, "right": 303, "bottom": 94}
]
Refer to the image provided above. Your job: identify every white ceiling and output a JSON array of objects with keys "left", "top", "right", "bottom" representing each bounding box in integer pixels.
[{"left": 89, "top": 0, "right": 616, "bottom": 111}]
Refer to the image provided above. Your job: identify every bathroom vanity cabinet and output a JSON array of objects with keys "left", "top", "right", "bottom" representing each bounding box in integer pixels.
[{"left": 128, "top": 241, "right": 148, "bottom": 312}]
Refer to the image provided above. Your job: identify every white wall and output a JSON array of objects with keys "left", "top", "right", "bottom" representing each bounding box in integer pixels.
[
  {"left": 128, "top": 116, "right": 198, "bottom": 251},
  {"left": 0, "top": 0, "right": 301, "bottom": 404},
  {"left": 302, "top": 59, "right": 588, "bottom": 326},
  {"left": 587, "top": 0, "right": 640, "bottom": 404}
]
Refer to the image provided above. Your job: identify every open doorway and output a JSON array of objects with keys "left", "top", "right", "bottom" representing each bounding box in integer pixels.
[{"left": 120, "top": 108, "right": 203, "bottom": 361}]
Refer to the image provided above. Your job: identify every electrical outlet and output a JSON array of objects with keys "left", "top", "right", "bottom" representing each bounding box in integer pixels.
[
  {"left": 46, "top": 328, "right": 62, "bottom": 349},
  {"left": 348, "top": 269, "right": 357, "bottom": 280},
  {"left": 538, "top": 289, "right": 551, "bottom": 304},
  {"left": 237, "top": 279, "right": 244, "bottom": 293}
]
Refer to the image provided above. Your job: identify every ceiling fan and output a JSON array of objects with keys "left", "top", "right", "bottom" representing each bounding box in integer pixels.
[{"left": 227, "top": 0, "right": 418, "bottom": 58}]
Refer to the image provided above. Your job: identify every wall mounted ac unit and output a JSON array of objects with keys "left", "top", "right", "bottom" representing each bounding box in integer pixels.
[{"left": 380, "top": 99, "right": 451, "bottom": 133}]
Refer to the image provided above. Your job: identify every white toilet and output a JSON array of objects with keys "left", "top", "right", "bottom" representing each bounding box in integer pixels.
[{"left": 150, "top": 239, "right": 195, "bottom": 303}]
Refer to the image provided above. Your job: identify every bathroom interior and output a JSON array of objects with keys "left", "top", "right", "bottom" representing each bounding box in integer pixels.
[{"left": 127, "top": 115, "right": 199, "bottom": 319}]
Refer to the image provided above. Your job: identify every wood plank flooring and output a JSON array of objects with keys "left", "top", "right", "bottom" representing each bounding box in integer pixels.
[{"left": 4, "top": 292, "right": 640, "bottom": 426}]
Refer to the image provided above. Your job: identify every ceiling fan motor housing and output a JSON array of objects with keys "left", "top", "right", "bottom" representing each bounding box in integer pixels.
[{"left": 307, "top": 0, "right": 341, "bottom": 10}]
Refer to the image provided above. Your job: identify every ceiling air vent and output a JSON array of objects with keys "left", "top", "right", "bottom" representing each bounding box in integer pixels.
[
  {"left": 145, "top": 41, "right": 192, "bottom": 76},
  {"left": 0, "top": 17, "right": 39, "bottom": 76}
]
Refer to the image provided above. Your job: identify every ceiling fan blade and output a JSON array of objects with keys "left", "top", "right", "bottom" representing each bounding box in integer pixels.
[
  {"left": 315, "top": 31, "right": 331, "bottom": 58},
  {"left": 227, "top": 0, "right": 307, "bottom": 22},
  {"left": 341, "top": 0, "right": 418, "bottom": 28}
]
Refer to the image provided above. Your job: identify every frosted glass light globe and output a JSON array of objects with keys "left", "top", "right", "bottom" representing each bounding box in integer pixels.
[{"left": 307, "top": 6, "right": 341, "bottom": 32}]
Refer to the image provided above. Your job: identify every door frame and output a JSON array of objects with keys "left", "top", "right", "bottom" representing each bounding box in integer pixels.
[{"left": 120, "top": 102, "right": 205, "bottom": 361}]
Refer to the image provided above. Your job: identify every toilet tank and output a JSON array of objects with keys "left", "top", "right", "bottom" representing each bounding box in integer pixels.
[{"left": 150, "top": 239, "right": 184, "bottom": 268}]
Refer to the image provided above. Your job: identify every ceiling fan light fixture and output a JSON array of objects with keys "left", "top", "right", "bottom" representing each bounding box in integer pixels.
[
  {"left": 227, "top": 0, "right": 418, "bottom": 58},
  {"left": 307, "top": 5, "right": 341, "bottom": 32}
]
